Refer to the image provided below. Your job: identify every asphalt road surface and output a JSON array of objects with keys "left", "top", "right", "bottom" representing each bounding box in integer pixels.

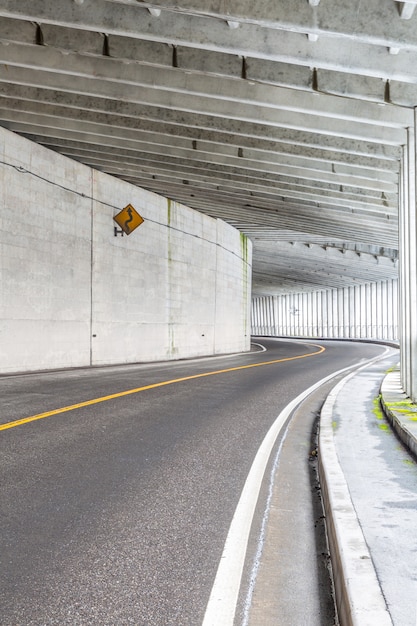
[{"left": 0, "top": 338, "right": 387, "bottom": 625}]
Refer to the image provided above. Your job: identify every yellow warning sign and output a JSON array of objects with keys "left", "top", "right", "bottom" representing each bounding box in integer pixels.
[{"left": 113, "top": 204, "right": 144, "bottom": 235}]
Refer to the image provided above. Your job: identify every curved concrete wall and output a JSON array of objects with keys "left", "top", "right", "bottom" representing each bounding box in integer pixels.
[{"left": 0, "top": 128, "right": 252, "bottom": 373}]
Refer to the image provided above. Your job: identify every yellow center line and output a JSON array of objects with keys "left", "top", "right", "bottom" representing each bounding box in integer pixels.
[{"left": 1, "top": 344, "right": 325, "bottom": 431}]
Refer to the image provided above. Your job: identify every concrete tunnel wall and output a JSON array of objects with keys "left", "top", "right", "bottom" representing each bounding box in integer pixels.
[{"left": 0, "top": 127, "right": 252, "bottom": 373}]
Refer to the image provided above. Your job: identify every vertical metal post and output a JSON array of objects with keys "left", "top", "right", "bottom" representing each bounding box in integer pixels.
[
  {"left": 400, "top": 122, "right": 417, "bottom": 400},
  {"left": 400, "top": 142, "right": 409, "bottom": 390}
]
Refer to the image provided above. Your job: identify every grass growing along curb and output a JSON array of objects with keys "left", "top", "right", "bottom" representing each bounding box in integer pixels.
[
  {"left": 373, "top": 395, "right": 391, "bottom": 431},
  {"left": 372, "top": 395, "right": 384, "bottom": 420}
]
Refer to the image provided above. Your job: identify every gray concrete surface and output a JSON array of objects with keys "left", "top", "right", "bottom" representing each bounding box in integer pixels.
[
  {"left": 319, "top": 348, "right": 417, "bottom": 626},
  {"left": 243, "top": 378, "right": 339, "bottom": 626}
]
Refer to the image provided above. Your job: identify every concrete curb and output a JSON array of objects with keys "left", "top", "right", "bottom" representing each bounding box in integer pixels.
[
  {"left": 318, "top": 372, "right": 393, "bottom": 626},
  {"left": 380, "top": 368, "right": 417, "bottom": 461}
]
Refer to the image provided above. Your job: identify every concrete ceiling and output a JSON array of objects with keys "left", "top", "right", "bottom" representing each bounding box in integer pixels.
[{"left": 0, "top": 0, "right": 414, "bottom": 296}]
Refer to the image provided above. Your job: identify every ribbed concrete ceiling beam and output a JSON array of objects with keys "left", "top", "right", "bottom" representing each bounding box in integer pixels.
[
  {"left": 2, "top": 17, "right": 417, "bottom": 108},
  {"left": 27, "top": 135, "right": 395, "bottom": 213},
  {"left": 0, "top": 40, "right": 410, "bottom": 130},
  {"left": 256, "top": 239, "right": 398, "bottom": 259},
  {"left": 48, "top": 140, "right": 398, "bottom": 194},
  {"left": 3, "top": 1, "right": 417, "bottom": 84},
  {"left": 251, "top": 269, "right": 397, "bottom": 292},
  {"left": 0, "top": 96, "right": 396, "bottom": 179},
  {"left": 98, "top": 0, "right": 417, "bottom": 47},
  {"left": 15, "top": 127, "right": 397, "bottom": 193},
  {"left": 254, "top": 253, "right": 398, "bottom": 281},
  {"left": 107, "top": 165, "right": 394, "bottom": 214},
  {"left": 0, "top": 83, "right": 400, "bottom": 161},
  {"left": 101, "top": 178, "right": 396, "bottom": 242},
  {"left": 16, "top": 122, "right": 397, "bottom": 182},
  {"left": 396, "top": 1, "right": 417, "bottom": 19},
  {"left": 254, "top": 261, "right": 398, "bottom": 282},
  {"left": 48, "top": 151, "right": 394, "bottom": 213},
  {"left": 0, "top": 52, "right": 409, "bottom": 151},
  {"left": 35, "top": 123, "right": 398, "bottom": 181},
  {"left": 8, "top": 123, "right": 397, "bottom": 198},
  {"left": 0, "top": 109, "right": 398, "bottom": 191},
  {"left": 72, "top": 153, "right": 398, "bottom": 200},
  {"left": 1, "top": 0, "right": 416, "bottom": 52}
]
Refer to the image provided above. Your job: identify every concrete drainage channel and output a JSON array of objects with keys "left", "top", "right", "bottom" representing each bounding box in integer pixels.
[{"left": 318, "top": 365, "right": 396, "bottom": 626}]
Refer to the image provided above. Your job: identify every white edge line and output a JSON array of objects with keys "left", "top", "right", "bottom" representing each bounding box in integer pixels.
[
  {"left": 241, "top": 420, "right": 290, "bottom": 626},
  {"left": 250, "top": 342, "right": 267, "bottom": 352},
  {"left": 201, "top": 350, "right": 393, "bottom": 626}
]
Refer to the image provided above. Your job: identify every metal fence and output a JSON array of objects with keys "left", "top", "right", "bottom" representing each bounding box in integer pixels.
[{"left": 251, "top": 280, "right": 398, "bottom": 340}]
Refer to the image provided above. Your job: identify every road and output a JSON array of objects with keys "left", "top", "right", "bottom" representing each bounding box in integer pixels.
[{"left": 0, "top": 338, "right": 386, "bottom": 625}]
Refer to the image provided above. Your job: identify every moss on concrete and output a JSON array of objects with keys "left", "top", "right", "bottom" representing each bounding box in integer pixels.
[
  {"left": 378, "top": 423, "right": 390, "bottom": 431},
  {"left": 372, "top": 395, "right": 384, "bottom": 420}
]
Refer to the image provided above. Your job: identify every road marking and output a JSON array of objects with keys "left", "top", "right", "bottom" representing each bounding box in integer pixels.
[
  {"left": 250, "top": 342, "right": 267, "bottom": 352},
  {"left": 0, "top": 344, "right": 325, "bottom": 432},
  {"left": 202, "top": 350, "right": 392, "bottom": 626},
  {"left": 241, "top": 419, "right": 290, "bottom": 626}
]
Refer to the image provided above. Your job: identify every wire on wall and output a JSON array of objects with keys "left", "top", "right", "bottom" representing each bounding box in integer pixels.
[{"left": 1, "top": 158, "right": 251, "bottom": 264}]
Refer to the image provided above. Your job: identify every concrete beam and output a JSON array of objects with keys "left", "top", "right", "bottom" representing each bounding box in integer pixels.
[
  {"left": 3, "top": 117, "right": 398, "bottom": 195},
  {"left": 94, "top": 0, "right": 417, "bottom": 48},
  {"left": 0, "top": 0, "right": 411, "bottom": 48},
  {"left": 397, "top": 2, "right": 417, "bottom": 19},
  {"left": 2, "top": 123, "right": 385, "bottom": 197},
  {"left": 0, "top": 83, "right": 400, "bottom": 161},
  {"left": 317, "top": 71, "right": 387, "bottom": 103},
  {"left": 0, "top": 41, "right": 410, "bottom": 130},
  {"left": 41, "top": 142, "right": 396, "bottom": 211},
  {"left": 0, "top": 105, "right": 398, "bottom": 187},
  {"left": 88, "top": 164, "right": 397, "bottom": 232},
  {"left": 2, "top": 1, "right": 417, "bottom": 83},
  {"left": 0, "top": 46, "right": 409, "bottom": 147}
]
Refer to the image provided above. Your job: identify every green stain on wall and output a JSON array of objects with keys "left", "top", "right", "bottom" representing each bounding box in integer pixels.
[
  {"left": 167, "top": 199, "right": 173, "bottom": 264},
  {"left": 240, "top": 232, "right": 249, "bottom": 334},
  {"left": 169, "top": 323, "right": 177, "bottom": 355},
  {"left": 240, "top": 231, "right": 249, "bottom": 263},
  {"left": 167, "top": 198, "right": 175, "bottom": 355}
]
